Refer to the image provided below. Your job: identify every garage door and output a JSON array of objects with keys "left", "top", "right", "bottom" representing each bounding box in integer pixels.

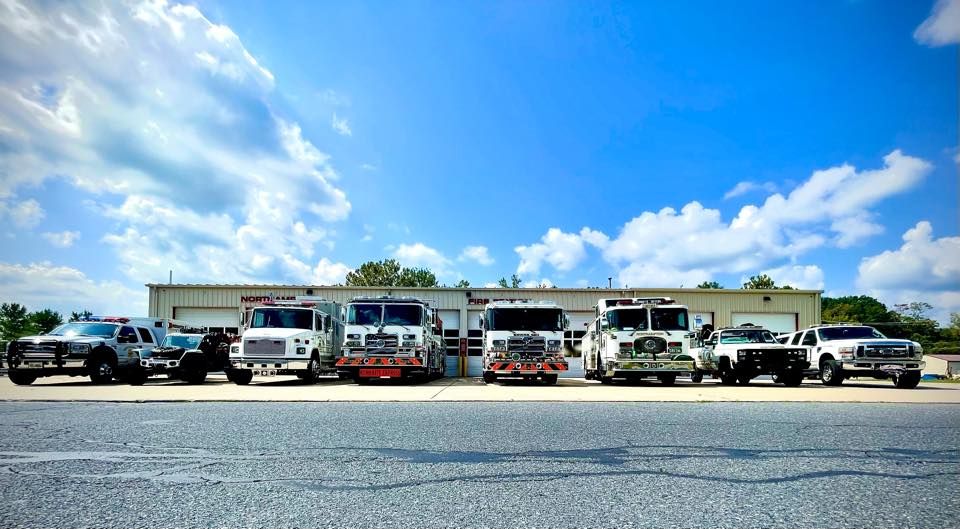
[
  {"left": 732, "top": 313, "right": 797, "bottom": 334},
  {"left": 466, "top": 311, "right": 483, "bottom": 376},
  {"left": 563, "top": 311, "right": 593, "bottom": 378},
  {"left": 173, "top": 307, "right": 239, "bottom": 331},
  {"left": 691, "top": 311, "right": 713, "bottom": 330},
  {"left": 438, "top": 310, "right": 461, "bottom": 377}
]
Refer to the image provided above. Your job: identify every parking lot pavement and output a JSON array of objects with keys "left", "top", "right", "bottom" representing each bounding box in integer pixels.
[{"left": 2, "top": 374, "right": 959, "bottom": 403}]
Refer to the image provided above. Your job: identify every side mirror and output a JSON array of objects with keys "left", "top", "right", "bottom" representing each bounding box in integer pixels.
[
  {"left": 239, "top": 312, "right": 245, "bottom": 327},
  {"left": 478, "top": 316, "right": 484, "bottom": 330},
  {"left": 563, "top": 316, "right": 570, "bottom": 329},
  {"left": 599, "top": 317, "right": 609, "bottom": 330}
]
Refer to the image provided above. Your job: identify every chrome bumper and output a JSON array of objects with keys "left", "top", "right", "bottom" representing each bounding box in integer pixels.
[
  {"left": 15, "top": 357, "right": 86, "bottom": 370},
  {"left": 840, "top": 360, "right": 924, "bottom": 372},
  {"left": 231, "top": 358, "right": 310, "bottom": 370},
  {"left": 607, "top": 359, "right": 694, "bottom": 374}
]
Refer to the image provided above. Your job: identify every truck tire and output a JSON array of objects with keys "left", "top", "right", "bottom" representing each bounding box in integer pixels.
[
  {"left": 820, "top": 359, "right": 844, "bottom": 386},
  {"left": 126, "top": 368, "right": 148, "bottom": 386},
  {"left": 8, "top": 370, "right": 37, "bottom": 386},
  {"left": 299, "top": 356, "right": 321, "bottom": 385},
  {"left": 690, "top": 370, "right": 703, "bottom": 383},
  {"left": 778, "top": 371, "right": 803, "bottom": 387},
  {"left": 183, "top": 367, "right": 207, "bottom": 385},
  {"left": 737, "top": 374, "right": 753, "bottom": 385},
  {"left": 482, "top": 371, "right": 497, "bottom": 384},
  {"left": 88, "top": 352, "right": 115, "bottom": 385},
  {"left": 542, "top": 373, "right": 558, "bottom": 385},
  {"left": 658, "top": 373, "right": 677, "bottom": 386},
  {"left": 719, "top": 371, "right": 737, "bottom": 386},
  {"left": 893, "top": 371, "right": 921, "bottom": 389},
  {"left": 227, "top": 369, "right": 253, "bottom": 385}
]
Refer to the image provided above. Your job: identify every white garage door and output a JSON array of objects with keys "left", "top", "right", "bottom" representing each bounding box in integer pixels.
[
  {"left": 174, "top": 307, "right": 238, "bottom": 330},
  {"left": 732, "top": 313, "right": 797, "bottom": 334},
  {"left": 691, "top": 312, "right": 714, "bottom": 330},
  {"left": 466, "top": 311, "right": 483, "bottom": 376},
  {"left": 438, "top": 310, "right": 461, "bottom": 377},
  {"left": 563, "top": 311, "right": 593, "bottom": 378}
]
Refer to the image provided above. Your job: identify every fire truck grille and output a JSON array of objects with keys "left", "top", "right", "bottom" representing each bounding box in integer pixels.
[
  {"left": 365, "top": 334, "right": 399, "bottom": 354},
  {"left": 18, "top": 340, "right": 59, "bottom": 358},
  {"left": 861, "top": 344, "right": 910, "bottom": 358},
  {"left": 243, "top": 339, "right": 285, "bottom": 356},
  {"left": 508, "top": 337, "right": 546, "bottom": 357}
]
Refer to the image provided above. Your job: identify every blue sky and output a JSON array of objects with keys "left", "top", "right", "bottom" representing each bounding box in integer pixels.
[{"left": 0, "top": 0, "right": 957, "bottom": 320}]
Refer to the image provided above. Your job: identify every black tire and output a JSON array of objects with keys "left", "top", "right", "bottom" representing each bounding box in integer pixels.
[
  {"left": 127, "top": 368, "right": 148, "bottom": 386},
  {"left": 183, "top": 367, "right": 207, "bottom": 385},
  {"left": 299, "top": 356, "right": 321, "bottom": 385},
  {"left": 658, "top": 373, "right": 677, "bottom": 386},
  {"left": 8, "top": 370, "right": 37, "bottom": 386},
  {"left": 893, "top": 371, "right": 921, "bottom": 389},
  {"left": 542, "top": 373, "right": 558, "bottom": 385},
  {"left": 690, "top": 370, "right": 703, "bottom": 383},
  {"left": 719, "top": 371, "right": 737, "bottom": 386},
  {"left": 88, "top": 353, "right": 115, "bottom": 385},
  {"left": 820, "top": 359, "right": 844, "bottom": 386},
  {"left": 482, "top": 371, "right": 497, "bottom": 384},
  {"left": 737, "top": 374, "right": 753, "bottom": 386},
  {"left": 778, "top": 372, "right": 803, "bottom": 387},
  {"left": 227, "top": 369, "right": 253, "bottom": 385}
]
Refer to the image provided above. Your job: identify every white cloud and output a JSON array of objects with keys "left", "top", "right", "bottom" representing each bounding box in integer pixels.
[
  {"left": 42, "top": 230, "right": 80, "bottom": 248},
  {"left": 723, "top": 181, "right": 777, "bottom": 200},
  {"left": 915, "top": 0, "right": 960, "bottom": 46},
  {"left": 856, "top": 222, "right": 960, "bottom": 324},
  {"left": 331, "top": 113, "right": 352, "bottom": 136},
  {"left": 0, "top": 198, "right": 44, "bottom": 227},
  {"left": 0, "top": 0, "right": 352, "bottom": 286},
  {"left": 393, "top": 243, "right": 452, "bottom": 276},
  {"left": 459, "top": 245, "right": 494, "bottom": 266},
  {"left": 0, "top": 261, "right": 147, "bottom": 315},
  {"left": 516, "top": 151, "right": 931, "bottom": 288},
  {"left": 483, "top": 282, "right": 500, "bottom": 288},
  {"left": 758, "top": 264, "right": 825, "bottom": 290}
]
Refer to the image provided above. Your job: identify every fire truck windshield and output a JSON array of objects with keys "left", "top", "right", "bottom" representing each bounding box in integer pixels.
[
  {"left": 651, "top": 308, "right": 689, "bottom": 331},
  {"left": 347, "top": 304, "right": 382, "bottom": 326},
  {"left": 605, "top": 309, "right": 647, "bottom": 331},
  {"left": 384, "top": 304, "right": 423, "bottom": 326},
  {"left": 250, "top": 308, "right": 313, "bottom": 329},
  {"left": 486, "top": 308, "right": 562, "bottom": 331}
]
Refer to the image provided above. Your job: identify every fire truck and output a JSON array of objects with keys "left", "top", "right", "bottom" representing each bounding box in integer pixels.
[
  {"left": 336, "top": 296, "right": 445, "bottom": 383},
  {"left": 479, "top": 300, "right": 569, "bottom": 385},
  {"left": 582, "top": 297, "right": 697, "bottom": 385},
  {"left": 227, "top": 297, "right": 344, "bottom": 385}
]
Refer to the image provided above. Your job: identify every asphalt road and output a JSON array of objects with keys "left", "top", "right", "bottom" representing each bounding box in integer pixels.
[{"left": 0, "top": 402, "right": 958, "bottom": 528}]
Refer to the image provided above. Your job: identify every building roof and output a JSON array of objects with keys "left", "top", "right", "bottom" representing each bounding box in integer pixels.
[
  {"left": 144, "top": 283, "right": 822, "bottom": 294},
  {"left": 929, "top": 354, "right": 960, "bottom": 362}
]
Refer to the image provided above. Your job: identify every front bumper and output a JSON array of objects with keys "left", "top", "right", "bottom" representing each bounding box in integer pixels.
[
  {"left": 486, "top": 361, "right": 568, "bottom": 375},
  {"left": 231, "top": 358, "right": 310, "bottom": 371},
  {"left": 11, "top": 357, "right": 87, "bottom": 370},
  {"left": 606, "top": 359, "right": 694, "bottom": 376},
  {"left": 732, "top": 352, "right": 810, "bottom": 375},
  {"left": 839, "top": 359, "right": 924, "bottom": 373}
]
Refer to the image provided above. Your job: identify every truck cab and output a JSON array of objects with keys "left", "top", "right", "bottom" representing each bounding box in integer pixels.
[
  {"left": 582, "top": 297, "right": 697, "bottom": 385},
  {"left": 336, "top": 296, "right": 445, "bottom": 383},
  {"left": 781, "top": 324, "right": 925, "bottom": 388},
  {"left": 228, "top": 298, "right": 344, "bottom": 385},
  {"left": 479, "top": 300, "right": 568, "bottom": 385}
]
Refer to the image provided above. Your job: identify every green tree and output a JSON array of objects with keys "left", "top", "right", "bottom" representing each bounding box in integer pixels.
[
  {"left": 696, "top": 281, "right": 723, "bottom": 289},
  {"left": 742, "top": 274, "right": 794, "bottom": 290},
  {"left": 29, "top": 309, "right": 63, "bottom": 334},
  {"left": 453, "top": 279, "right": 470, "bottom": 288},
  {"left": 345, "top": 259, "right": 403, "bottom": 286},
  {"left": 70, "top": 310, "right": 93, "bottom": 321},
  {"left": 0, "top": 303, "right": 32, "bottom": 341},
  {"left": 495, "top": 275, "right": 522, "bottom": 288},
  {"left": 821, "top": 295, "right": 899, "bottom": 324},
  {"left": 397, "top": 267, "right": 439, "bottom": 288}
]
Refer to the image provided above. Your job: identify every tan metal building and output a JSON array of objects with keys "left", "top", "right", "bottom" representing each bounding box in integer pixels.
[{"left": 147, "top": 284, "right": 821, "bottom": 377}]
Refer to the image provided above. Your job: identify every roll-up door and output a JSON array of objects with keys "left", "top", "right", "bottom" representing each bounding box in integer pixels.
[
  {"left": 466, "top": 311, "right": 483, "bottom": 376},
  {"left": 731, "top": 313, "right": 797, "bottom": 334},
  {"left": 562, "top": 311, "right": 593, "bottom": 378},
  {"left": 439, "top": 310, "right": 461, "bottom": 377},
  {"left": 173, "top": 307, "right": 239, "bottom": 332},
  {"left": 691, "top": 312, "right": 714, "bottom": 330}
]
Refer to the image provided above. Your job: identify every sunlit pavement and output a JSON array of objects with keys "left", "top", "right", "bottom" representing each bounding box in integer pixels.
[{"left": 2, "top": 374, "right": 959, "bottom": 403}]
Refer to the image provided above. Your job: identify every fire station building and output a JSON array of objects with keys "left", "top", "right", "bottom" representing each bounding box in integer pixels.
[{"left": 147, "top": 284, "right": 822, "bottom": 377}]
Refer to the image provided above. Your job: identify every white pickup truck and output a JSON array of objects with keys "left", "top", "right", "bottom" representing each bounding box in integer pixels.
[
  {"left": 691, "top": 325, "right": 810, "bottom": 386},
  {"left": 778, "top": 324, "right": 924, "bottom": 388},
  {"left": 4, "top": 317, "right": 182, "bottom": 385}
]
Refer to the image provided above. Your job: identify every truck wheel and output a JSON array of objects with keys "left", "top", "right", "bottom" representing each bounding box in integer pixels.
[
  {"left": 299, "top": 356, "right": 321, "bottom": 385},
  {"left": 184, "top": 367, "right": 207, "bottom": 385},
  {"left": 893, "top": 371, "right": 921, "bottom": 389},
  {"left": 737, "top": 374, "right": 753, "bottom": 386},
  {"left": 690, "top": 370, "right": 703, "bottom": 383},
  {"left": 658, "top": 374, "right": 677, "bottom": 386},
  {"left": 542, "top": 374, "right": 558, "bottom": 385},
  {"left": 482, "top": 371, "right": 497, "bottom": 384},
  {"left": 820, "top": 360, "right": 844, "bottom": 386},
  {"left": 227, "top": 369, "right": 253, "bottom": 385},
  {"left": 126, "top": 368, "right": 148, "bottom": 386},
  {"left": 8, "top": 370, "right": 37, "bottom": 386},
  {"left": 599, "top": 374, "right": 613, "bottom": 385},
  {"left": 88, "top": 353, "right": 115, "bottom": 385},
  {"left": 719, "top": 371, "right": 737, "bottom": 386},
  {"left": 778, "top": 372, "right": 803, "bottom": 387}
]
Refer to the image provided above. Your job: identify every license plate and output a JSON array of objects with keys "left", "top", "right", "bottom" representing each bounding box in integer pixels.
[
  {"left": 880, "top": 364, "right": 904, "bottom": 371},
  {"left": 359, "top": 368, "right": 401, "bottom": 378}
]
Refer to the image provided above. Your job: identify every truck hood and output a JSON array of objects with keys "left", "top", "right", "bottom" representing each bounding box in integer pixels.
[
  {"left": 825, "top": 338, "right": 917, "bottom": 347},
  {"left": 715, "top": 343, "right": 789, "bottom": 350},
  {"left": 242, "top": 328, "right": 307, "bottom": 340},
  {"left": 17, "top": 335, "right": 106, "bottom": 345}
]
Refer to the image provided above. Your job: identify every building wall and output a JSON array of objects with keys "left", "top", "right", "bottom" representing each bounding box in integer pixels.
[{"left": 923, "top": 356, "right": 960, "bottom": 377}]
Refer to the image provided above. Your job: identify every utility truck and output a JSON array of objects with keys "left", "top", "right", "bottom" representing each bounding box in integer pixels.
[
  {"left": 690, "top": 325, "right": 810, "bottom": 386},
  {"left": 582, "top": 298, "right": 696, "bottom": 385},
  {"left": 4, "top": 316, "right": 186, "bottom": 385},
  {"left": 336, "top": 296, "right": 445, "bottom": 383},
  {"left": 228, "top": 297, "right": 344, "bottom": 385},
  {"left": 479, "top": 300, "right": 569, "bottom": 384}
]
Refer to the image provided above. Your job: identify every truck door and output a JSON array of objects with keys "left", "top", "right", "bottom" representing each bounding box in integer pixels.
[{"left": 116, "top": 326, "right": 140, "bottom": 365}]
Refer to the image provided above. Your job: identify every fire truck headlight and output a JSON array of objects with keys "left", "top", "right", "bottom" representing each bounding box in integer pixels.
[
  {"left": 402, "top": 341, "right": 416, "bottom": 347},
  {"left": 296, "top": 346, "right": 306, "bottom": 355},
  {"left": 492, "top": 340, "right": 507, "bottom": 352},
  {"left": 347, "top": 334, "right": 361, "bottom": 340},
  {"left": 403, "top": 334, "right": 416, "bottom": 340},
  {"left": 345, "top": 340, "right": 361, "bottom": 347},
  {"left": 230, "top": 345, "right": 240, "bottom": 356}
]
